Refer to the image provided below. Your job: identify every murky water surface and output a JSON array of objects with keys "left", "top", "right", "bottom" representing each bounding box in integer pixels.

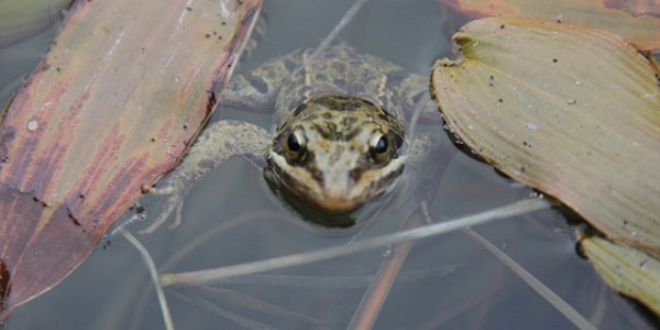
[{"left": 1, "top": 1, "right": 657, "bottom": 329}]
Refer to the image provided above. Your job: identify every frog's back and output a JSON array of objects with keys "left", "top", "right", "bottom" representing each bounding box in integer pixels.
[{"left": 274, "top": 45, "right": 405, "bottom": 126}]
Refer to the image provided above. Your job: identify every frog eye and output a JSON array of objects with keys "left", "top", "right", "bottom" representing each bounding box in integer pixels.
[
  {"left": 369, "top": 132, "right": 389, "bottom": 163},
  {"left": 369, "top": 133, "right": 388, "bottom": 153},
  {"left": 285, "top": 129, "right": 307, "bottom": 160},
  {"left": 287, "top": 130, "right": 305, "bottom": 151}
]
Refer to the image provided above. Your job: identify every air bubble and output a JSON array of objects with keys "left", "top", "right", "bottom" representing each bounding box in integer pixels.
[{"left": 382, "top": 245, "right": 395, "bottom": 258}]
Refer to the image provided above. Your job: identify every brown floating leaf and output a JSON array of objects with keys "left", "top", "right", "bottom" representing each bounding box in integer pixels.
[
  {"left": 0, "top": 0, "right": 261, "bottom": 319},
  {"left": 437, "top": 0, "right": 660, "bottom": 53},
  {"left": 581, "top": 236, "right": 660, "bottom": 315},
  {"left": 431, "top": 18, "right": 660, "bottom": 252}
]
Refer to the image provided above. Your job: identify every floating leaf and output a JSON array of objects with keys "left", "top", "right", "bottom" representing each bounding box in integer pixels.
[
  {"left": 431, "top": 18, "right": 660, "bottom": 252},
  {"left": 0, "top": 0, "right": 261, "bottom": 319},
  {"left": 581, "top": 236, "right": 660, "bottom": 315},
  {"left": 437, "top": 0, "right": 660, "bottom": 52}
]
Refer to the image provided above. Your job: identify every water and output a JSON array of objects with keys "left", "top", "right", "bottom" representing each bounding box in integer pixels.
[{"left": 2, "top": 0, "right": 658, "bottom": 329}]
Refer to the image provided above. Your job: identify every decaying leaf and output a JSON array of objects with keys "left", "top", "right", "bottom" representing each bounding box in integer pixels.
[
  {"left": 0, "top": 0, "right": 261, "bottom": 320},
  {"left": 437, "top": 0, "right": 660, "bottom": 53},
  {"left": 581, "top": 236, "right": 660, "bottom": 315},
  {"left": 431, "top": 17, "right": 660, "bottom": 316},
  {"left": 431, "top": 18, "right": 660, "bottom": 251}
]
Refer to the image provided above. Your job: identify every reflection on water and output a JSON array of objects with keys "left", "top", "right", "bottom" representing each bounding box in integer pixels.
[{"left": 2, "top": 0, "right": 658, "bottom": 329}]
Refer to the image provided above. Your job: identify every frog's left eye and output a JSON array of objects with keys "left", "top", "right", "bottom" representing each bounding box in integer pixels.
[{"left": 369, "top": 132, "right": 389, "bottom": 163}]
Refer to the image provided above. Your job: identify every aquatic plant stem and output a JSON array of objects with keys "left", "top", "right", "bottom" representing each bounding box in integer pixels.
[
  {"left": 121, "top": 228, "right": 175, "bottom": 330},
  {"left": 161, "top": 198, "right": 549, "bottom": 287},
  {"left": 463, "top": 228, "right": 598, "bottom": 330},
  {"left": 347, "top": 205, "right": 426, "bottom": 330}
]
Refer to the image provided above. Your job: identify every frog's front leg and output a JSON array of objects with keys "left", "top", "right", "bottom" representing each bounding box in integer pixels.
[
  {"left": 139, "top": 120, "right": 270, "bottom": 234},
  {"left": 406, "top": 133, "right": 455, "bottom": 220}
]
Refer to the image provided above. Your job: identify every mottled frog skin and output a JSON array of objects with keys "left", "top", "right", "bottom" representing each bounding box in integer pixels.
[{"left": 141, "top": 44, "right": 442, "bottom": 233}]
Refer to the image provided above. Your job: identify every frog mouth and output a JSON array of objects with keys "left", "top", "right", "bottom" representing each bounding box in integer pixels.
[
  {"left": 263, "top": 167, "right": 365, "bottom": 228},
  {"left": 263, "top": 163, "right": 367, "bottom": 214},
  {"left": 263, "top": 155, "right": 404, "bottom": 214}
]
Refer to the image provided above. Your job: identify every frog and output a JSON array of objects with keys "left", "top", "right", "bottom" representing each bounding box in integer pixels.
[{"left": 139, "top": 43, "right": 447, "bottom": 234}]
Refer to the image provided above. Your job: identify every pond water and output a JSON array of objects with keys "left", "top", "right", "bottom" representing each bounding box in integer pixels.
[{"left": 1, "top": 0, "right": 658, "bottom": 329}]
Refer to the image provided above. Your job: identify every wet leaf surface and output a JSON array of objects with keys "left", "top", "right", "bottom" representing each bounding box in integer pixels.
[
  {"left": 437, "top": 0, "right": 660, "bottom": 53},
  {"left": 0, "top": 0, "right": 261, "bottom": 319},
  {"left": 431, "top": 18, "right": 660, "bottom": 313},
  {"left": 581, "top": 236, "right": 660, "bottom": 315},
  {"left": 432, "top": 18, "right": 660, "bottom": 253}
]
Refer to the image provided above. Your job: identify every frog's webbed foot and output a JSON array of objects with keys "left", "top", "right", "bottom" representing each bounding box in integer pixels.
[
  {"left": 139, "top": 120, "right": 270, "bottom": 234},
  {"left": 220, "top": 48, "right": 306, "bottom": 112},
  {"left": 391, "top": 71, "right": 443, "bottom": 126},
  {"left": 138, "top": 185, "right": 186, "bottom": 235}
]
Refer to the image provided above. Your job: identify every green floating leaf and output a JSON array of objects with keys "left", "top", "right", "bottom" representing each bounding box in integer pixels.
[{"left": 431, "top": 18, "right": 660, "bottom": 252}]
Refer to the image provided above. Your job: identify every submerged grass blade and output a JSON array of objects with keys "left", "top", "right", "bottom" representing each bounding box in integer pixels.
[
  {"left": 168, "top": 289, "right": 279, "bottom": 330},
  {"left": 161, "top": 198, "right": 549, "bottom": 287},
  {"left": 121, "top": 228, "right": 174, "bottom": 330},
  {"left": 347, "top": 206, "right": 425, "bottom": 330},
  {"left": 464, "top": 228, "right": 598, "bottom": 330}
]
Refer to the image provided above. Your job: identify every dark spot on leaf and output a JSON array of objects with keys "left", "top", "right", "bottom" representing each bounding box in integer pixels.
[
  {"left": 67, "top": 208, "right": 81, "bottom": 227},
  {"left": 552, "top": 58, "right": 558, "bottom": 63},
  {"left": 0, "top": 258, "right": 10, "bottom": 303},
  {"left": 206, "top": 91, "right": 216, "bottom": 114}
]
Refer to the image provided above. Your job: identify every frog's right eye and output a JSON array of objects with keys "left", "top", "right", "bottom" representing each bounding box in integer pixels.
[{"left": 285, "top": 129, "right": 307, "bottom": 159}]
